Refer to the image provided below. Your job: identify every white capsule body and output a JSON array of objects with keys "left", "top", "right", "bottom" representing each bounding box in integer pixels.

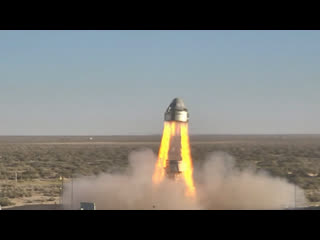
[{"left": 164, "top": 98, "right": 189, "bottom": 123}]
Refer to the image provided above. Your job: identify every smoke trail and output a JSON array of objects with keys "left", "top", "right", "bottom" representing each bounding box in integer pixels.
[{"left": 62, "top": 149, "right": 306, "bottom": 210}]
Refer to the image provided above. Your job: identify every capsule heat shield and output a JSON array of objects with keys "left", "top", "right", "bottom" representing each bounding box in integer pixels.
[{"left": 164, "top": 111, "right": 188, "bottom": 122}]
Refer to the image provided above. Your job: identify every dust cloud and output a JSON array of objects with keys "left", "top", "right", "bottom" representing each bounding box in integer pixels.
[{"left": 62, "top": 149, "right": 306, "bottom": 210}]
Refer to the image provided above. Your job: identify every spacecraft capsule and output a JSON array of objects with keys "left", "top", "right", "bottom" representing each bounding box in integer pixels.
[{"left": 164, "top": 98, "right": 189, "bottom": 122}]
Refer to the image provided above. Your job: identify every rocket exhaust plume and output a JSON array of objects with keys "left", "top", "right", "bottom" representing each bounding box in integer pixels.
[{"left": 152, "top": 98, "right": 196, "bottom": 198}]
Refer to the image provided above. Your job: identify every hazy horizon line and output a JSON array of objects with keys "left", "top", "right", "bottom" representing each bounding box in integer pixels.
[{"left": 1, "top": 133, "right": 320, "bottom": 137}]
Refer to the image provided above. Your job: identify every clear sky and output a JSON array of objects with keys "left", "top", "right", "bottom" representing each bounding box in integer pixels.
[{"left": 1, "top": 30, "right": 320, "bottom": 135}]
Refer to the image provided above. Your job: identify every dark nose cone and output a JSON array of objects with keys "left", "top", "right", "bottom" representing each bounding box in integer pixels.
[
  {"left": 168, "top": 98, "right": 187, "bottom": 111},
  {"left": 164, "top": 98, "right": 189, "bottom": 122}
]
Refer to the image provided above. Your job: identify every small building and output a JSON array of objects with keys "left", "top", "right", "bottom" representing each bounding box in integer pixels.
[{"left": 80, "top": 202, "right": 96, "bottom": 210}]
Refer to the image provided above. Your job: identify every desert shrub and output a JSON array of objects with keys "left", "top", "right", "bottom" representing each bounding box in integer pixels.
[
  {"left": 24, "top": 191, "right": 32, "bottom": 197},
  {"left": 268, "top": 168, "right": 286, "bottom": 178},
  {"left": 0, "top": 197, "right": 15, "bottom": 206},
  {"left": 0, "top": 185, "right": 32, "bottom": 199},
  {"left": 308, "top": 193, "right": 320, "bottom": 202},
  {"left": 21, "top": 168, "right": 40, "bottom": 180},
  {"left": 44, "top": 192, "right": 54, "bottom": 197}
]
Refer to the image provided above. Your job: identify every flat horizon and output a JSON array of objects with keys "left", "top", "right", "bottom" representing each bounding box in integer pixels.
[{"left": 1, "top": 133, "right": 320, "bottom": 137}]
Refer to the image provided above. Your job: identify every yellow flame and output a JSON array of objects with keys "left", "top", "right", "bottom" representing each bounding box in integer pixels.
[
  {"left": 180, "top": 122, "right": 196, "bottom": 197},
  {"left": 152, "top": 121, "right": 196, "bottom": 198},
  {"left": 152, "top": 122, "right": 171, "bottom": 184}
]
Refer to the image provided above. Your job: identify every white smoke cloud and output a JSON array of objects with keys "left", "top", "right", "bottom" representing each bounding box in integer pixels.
[
  {"left": 62, "top": 149, "right": 306, "bottom": 210},
  {"left": 196, "top": 152, "right": 306, "bottom": 209}
]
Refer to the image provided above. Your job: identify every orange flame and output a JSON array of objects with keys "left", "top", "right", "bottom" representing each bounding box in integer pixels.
[
  {"left": 152, "top": 121, "right": 196, "bottom": 198},
  {"left": 180, "top": 122, "right": 196, "bottom": 197},
  {"left": 152, "top": 122, "right": 171, "bottom": 184}
]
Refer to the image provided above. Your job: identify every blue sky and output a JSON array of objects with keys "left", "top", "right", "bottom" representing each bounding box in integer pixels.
[{"left": 0, "top": 30, "right": 320, "bottom": 135}]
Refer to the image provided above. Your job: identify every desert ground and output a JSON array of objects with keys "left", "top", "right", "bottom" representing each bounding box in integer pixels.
[{"left": 1, "top": 135, "right": 320, "bottom": 209}]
